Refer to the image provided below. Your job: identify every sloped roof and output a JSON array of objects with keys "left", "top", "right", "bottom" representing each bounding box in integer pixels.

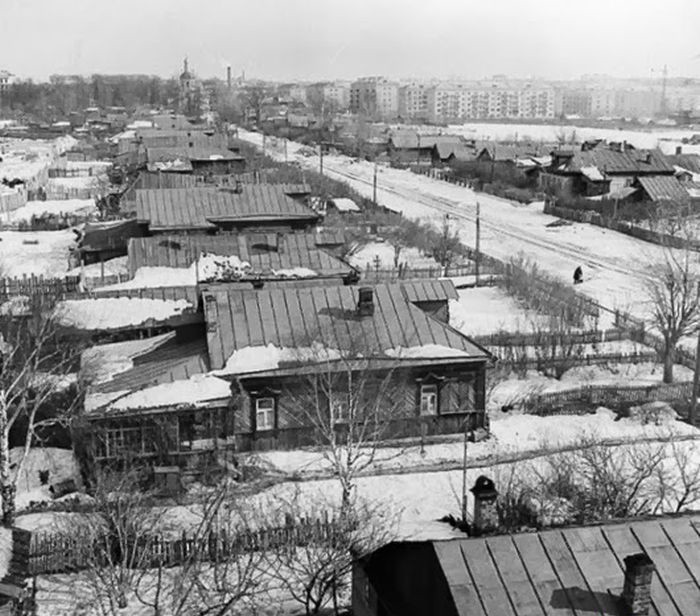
[
  {"left": 636, "top": 175, "right": 690, "bottom": 202},
  {"left": 330, "top": 197, "right": 360, "bottom": 212},
  {"left": 367, "top": 514, "right": 700, "bottom": 616},
  {"left": 390, "top": 132, "right": 464, "bottom": 150},
  {"left": 202, "top": 282, "right": 488, "bottom": 373},
  {"left": 146, "top": 147, "right": 243, "bottom": 163},
  {"left": 478, "top": 143, "right": 546, "bottom": 162},
  {"left": 134, "top": 186, "right": 320, "bottom": 231},
  {"left": 127, "top": 234, "right": 355, "bottom": 278},
  {"left": 560, "top": 149, "right": 673, "bottom": 175},
  {"left": 435, "top": 142, "right": 477, "bottom": 161},
  {"left": 87, "top": 332, "right": 210, "bottom": 395},
  {"left": 667, "top": 153, "right": 700, "bottom": 174}
]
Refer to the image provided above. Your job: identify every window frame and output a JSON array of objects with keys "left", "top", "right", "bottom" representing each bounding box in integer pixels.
[
  {"left": 419, "top": 383, "right": 439, "bottom": 416},
  {"left": 254, "top": 396, "right": 276, "bottom": 432}
]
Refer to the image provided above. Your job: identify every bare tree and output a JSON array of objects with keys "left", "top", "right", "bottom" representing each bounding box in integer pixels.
[
  {"left": 0, "top": 307, "right": 83, "bottom": 523},
  {"left": 134, "top": 482, "right": 269, "bottom": 616},
  {"left": 264, "top": 493, "right": 398, "bottom": 616},
  {"left": 645, "top": 247, "right": 700, "bottom": 383},
  {"left": 281, "top": 341, "right": 405, "bottom": 510},
  {"left": 71, "top": 468, "right": 164, "bottom": 615},
  {"left": 431, "top": 215, "right": 462, "bottom": 271}
]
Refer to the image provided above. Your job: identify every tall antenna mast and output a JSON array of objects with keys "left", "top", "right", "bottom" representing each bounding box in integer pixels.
[{"left": 661, "top": 64, "right": 668, "bottom": 116}]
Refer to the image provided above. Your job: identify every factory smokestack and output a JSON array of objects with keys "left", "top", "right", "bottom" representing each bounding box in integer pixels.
[{"left": 227, "top": 66, "right": 232, "bottom": 89}]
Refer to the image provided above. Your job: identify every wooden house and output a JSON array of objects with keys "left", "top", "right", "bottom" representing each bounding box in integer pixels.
[
  {"left": 82, "top": 281, "right": 490, "bottom": 469},
  {"left": 541, "top": 146, "right": 674, "bottom": 199},
  {"left": 131, "top": 184, "right": 318, "bottom": 235},
  {"left": 388, "top": 132, "right": 465, "bottom": 166},
  {"left": 353, "top": 513, "right": 700, "bottom": 616},
  {"left": 126, "top": 233, "right": 358, "bottom": 286},
  {"left": 145, "top": 147, "right": 246, "bottom": 175}
]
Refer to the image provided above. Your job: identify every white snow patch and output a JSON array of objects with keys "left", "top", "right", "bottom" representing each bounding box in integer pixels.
[
  {"left": 270, "top": 267, "right": 317, "bottom": 278},
  {"left": 217, "top": 343, "right": 343, "bottom": 376},
  {"left": 95, "top": 373, "right": 231, "bottom": 412},
  {"left": 384, "top": 344, "right": 471, "bottom": 359},
  {"left": 55, "top": 297, "right": 192, "bottom": 330},
  {"left": 2, "top": 199, "right": 96, "bottom": 223},
  {"left": 0, "top": 230, "right": 76, "bottom": 277}
]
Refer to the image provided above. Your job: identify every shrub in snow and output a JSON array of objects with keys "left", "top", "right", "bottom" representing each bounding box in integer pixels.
[{"left": 627, "top": 401, "right": 678, "bottom": 425}]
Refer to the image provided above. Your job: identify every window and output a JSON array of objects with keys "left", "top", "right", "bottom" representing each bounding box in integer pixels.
[
  {"left": 330, "top": 393, "right": 351, "bottom": 423},
  {"left": 420, "top": 384, "right": 438, "bottom": 416},
  {"left": 255, "top": 397, "right": 275, "bottom": 431}
]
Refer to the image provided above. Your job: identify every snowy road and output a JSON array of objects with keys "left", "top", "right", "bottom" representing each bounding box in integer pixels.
[{"left": 240, "top": 129, "right": 698, "bottom": 323}]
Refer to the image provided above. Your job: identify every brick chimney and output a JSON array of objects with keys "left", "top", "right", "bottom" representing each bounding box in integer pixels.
[
  {"left": 357, "top": 287, "right": 374, "bottom": 317},
  {"left": 470, "top": 475, "right": 499, "bottom": 535},
  {"left": 622, "top": 553, "right": 655, "bottom": 616},
  {"left": 276, "top": 232, "right": 285, "bottom": 254}
]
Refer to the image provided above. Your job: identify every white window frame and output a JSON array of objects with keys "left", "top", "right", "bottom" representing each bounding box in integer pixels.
[
  {"left": 420, "top": 384, "right": 438, "bottom": 416},
  {"left": 255, "top": 397, "right": 275, "bottom": 431},
  {"left": 330, "top": 393, "right": 351, "bottom": 424}
]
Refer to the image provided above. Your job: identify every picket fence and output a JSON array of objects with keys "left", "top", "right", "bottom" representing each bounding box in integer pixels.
[
  {"left": 0, "top": 275, "right": 81, "bottom": 299},
  {"left": 526, "top": 380, "right": 694, "bottom": 416},
  {"left": 497, "top": 350, "right": 658, "bottom": 372},
  {"left": 28, "top": 515, "right": 341, "bottom": 575},
  {"left": 471, "top": 328, "right": 632, "bottom": 348},
  {"left": 361, "top": 262, "right": 497, "bottom": 282}
]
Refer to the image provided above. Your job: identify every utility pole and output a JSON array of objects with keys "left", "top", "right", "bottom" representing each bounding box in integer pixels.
[
  {"left": 691, "top": 331, "right": 700, "bottom": 425},
  {"left": 373, "top": 162, "right": 378, "bottom": 205},
  {"left": 284, "top": 138, "right": 288, "bottom": 164},
  {"left": 475, "top": 201, "right": 481, "bottom": 284},
  {"left": 461, "top": 420, "right": 469, "bottom": 522},
  {"left": 319, "top": 143, "right": 324, "bottom": 176}
]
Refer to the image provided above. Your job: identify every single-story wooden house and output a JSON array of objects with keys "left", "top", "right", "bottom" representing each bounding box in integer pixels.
[
  {"left": 126, "top": 232, "right": 358, "bottom": 286},
  {"left": 82, "top": 281, "right": 490, "bottom": 469},
  {"left": 145, "top": 147, "right": 246, "bottom": 175},
  {"left": 131, "top": 184, "right": 318, "bottom": 235},
  {"left": 540, "top": 146, "right": 675, "bottom": 199},
  {"left": 353, "top": 513, "right": 700, "bottom": 616},
  {"left": 73, "top": 219, "right": 147, "bottom": 266},
  {"left": 388, "top": 133, "right": 465, "bottom": 166}
]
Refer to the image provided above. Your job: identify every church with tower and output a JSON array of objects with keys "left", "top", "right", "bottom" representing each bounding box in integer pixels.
[{"left": 177, "top": 57, "right": 211, "bottom": 119}]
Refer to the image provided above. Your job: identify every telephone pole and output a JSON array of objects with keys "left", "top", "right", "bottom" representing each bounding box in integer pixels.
[
  {"left": 373, "top": 163, "right": 378, "bottom": 205},
  {"left": 319, "top": 143, "right": 324, "bottom": 176},
  {"left": 691, "top": 331, "right": 700, "bottom": 425},
  {"left": 475, "top": 201, "right": 481, "bottom": 284}
]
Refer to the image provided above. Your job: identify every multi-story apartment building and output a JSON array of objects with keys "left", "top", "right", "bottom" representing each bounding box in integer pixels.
[
  {"left": 426, "top": 81, "right": 555, "bottom": 122},
  {"left": 399, "top": 82, "right": 429, "bottom": 119},
  {"left": 306, "top": 81, "right": 350, "bottom": 111},
  {"left": 350, "top": 77, "right": 399, "bottom": 119},
  {"left": 0, "top": 70, "right": 13, "bottom": 94}
]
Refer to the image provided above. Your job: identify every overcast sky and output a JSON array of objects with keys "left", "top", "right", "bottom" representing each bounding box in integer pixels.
[{"left": 2, "top": 0, "right": 699, "bottom": 82}]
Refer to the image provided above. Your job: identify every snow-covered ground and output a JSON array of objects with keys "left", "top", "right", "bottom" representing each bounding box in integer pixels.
[
  {"left": 67, "top": 255, "right": 129, "bottom": 278},
  {"left": 0, "top": 229, "right": 76, "bottom": 277},
  {"left": 488, "top": 363, "right": 694, "bottom": 411},
  {"left": 349, "top": 241, "right": 441, "bottom": 270},
  {"left": 1, "top": 198, "right": 97, "bottom": 224},
  {"left": 238, "top": 128, "right": 681, "bottom": 328}
]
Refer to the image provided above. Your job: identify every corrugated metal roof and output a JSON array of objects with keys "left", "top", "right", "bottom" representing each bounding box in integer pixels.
[
  {"left": 92, "top": 285, "right": 200, "bottom": 306},
  {"left": 390, "top": 132, "right": 465, "bottom": 150},
  {"left": 202, "top": 282, "right": 487, "bottom": 372},
  {"left": 400, "top": 279, "right": 459, "bottom": 302},
  {"left": 127, "top": 234, "right": 355, "bottom": 278},
  {"left": 667, "top": 154, "right": 700, "bottom": 174},
  {"left": 636, "top": 175, "right": 690, "bottom": 202},
  {"left": 563, "top": 149, "right": 673, "bottom": 174},
  {"left": 134, "top": 186, "right": 320, "bottom": 231},
  {"left": 92, "top": 334, "right": 210, "bottom": 394},
  {"left": 423, "top": 514, "right": 700, "bottom": 616},
  {"left": 146, "top": 146, "right": 244, "bottom": 163}
]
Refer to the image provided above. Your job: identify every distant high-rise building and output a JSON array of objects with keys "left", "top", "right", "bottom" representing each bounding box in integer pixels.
[
  {"left": 350, "top": 77, "right": 399, "bottom": 119},
  {"left": 399, "top": 82, "right": 429, "bottom": 120},
  {"left": 0, "top": 70, "right": 14, "bottom": 94}
]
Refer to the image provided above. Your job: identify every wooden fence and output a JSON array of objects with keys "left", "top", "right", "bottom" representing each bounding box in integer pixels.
[
  {"left": 360, "top": 262, "right": 498, "bottom": 282},
  {"left": 0, "top": 275, "right": 81, "bottom": 299},
  {"left": 471, "top": 328, "right": 632, "bottom": 348},
  {"left": 544, "top": 202, "right": 700, "bottom": 252},
  {"left": 496, "top": 350, "right": 658, "bottom": 372},
  {"left": 27, "top": 515, "right": 340, "bottom": 575},
  {"left": 526, "top": 380, "right": 694, "bottom": 416}
]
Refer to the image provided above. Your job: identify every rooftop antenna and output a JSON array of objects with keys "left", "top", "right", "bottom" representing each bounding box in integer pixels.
[{"left": 661, "top": 64, "right": 668, "bottom": 117}]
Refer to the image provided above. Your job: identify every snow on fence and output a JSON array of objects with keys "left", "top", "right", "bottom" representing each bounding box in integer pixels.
[
  {"left": 496, "top": 350, "right": 658, "bottom": 372},
  {"left": 471, "top": 328, "right": 631, "bottom": 347},
  {"left": 544, "top": 202, "right": 700, "bottom": 253},
  {"left": 0, "top": 189, "right": 28, "bottom": 214},
  {"left": 361, "top": 263, "right": 498, "bottom": 282},
  {"left": 27, "top": 514, "right": 340, "bottom": 575},
  {"left": 0, "top": 275, "right": 81, "bottom": 299},
  {"left": 526, "top": 381, "right": 694, "bottom": 416}
]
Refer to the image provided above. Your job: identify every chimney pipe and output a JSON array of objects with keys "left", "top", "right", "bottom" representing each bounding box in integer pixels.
[
  {"left": 623, "top": 553, "right": 655, "bottom": 616},
  {"left": 276, "top": 232, "right": 285, "bottom": 254},
  {"left": 234, "top": 179, "right": 242, "bottom": 194},
  {"left": 470, "top": 475, "right": 498, "bottom": 536},
  {"left": 357, "top": 287, "right": 374, "bottom": 317},
  {"left": 227, "top": 66, "right": 232, "bottom": 90}
]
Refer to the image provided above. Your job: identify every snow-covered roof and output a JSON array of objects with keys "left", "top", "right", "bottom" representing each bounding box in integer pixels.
[
  {"left": 580, "top": 165, "right": 606, "bottom": 181},
  {"left": 204, "top": 282, "right": 489, "bottom": 377},
  {"left": 55, "top": 296, "right": 195, "bottom": 331},
  {"left": 330, "top": 197, "right": 361, "bottom": 212}
]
